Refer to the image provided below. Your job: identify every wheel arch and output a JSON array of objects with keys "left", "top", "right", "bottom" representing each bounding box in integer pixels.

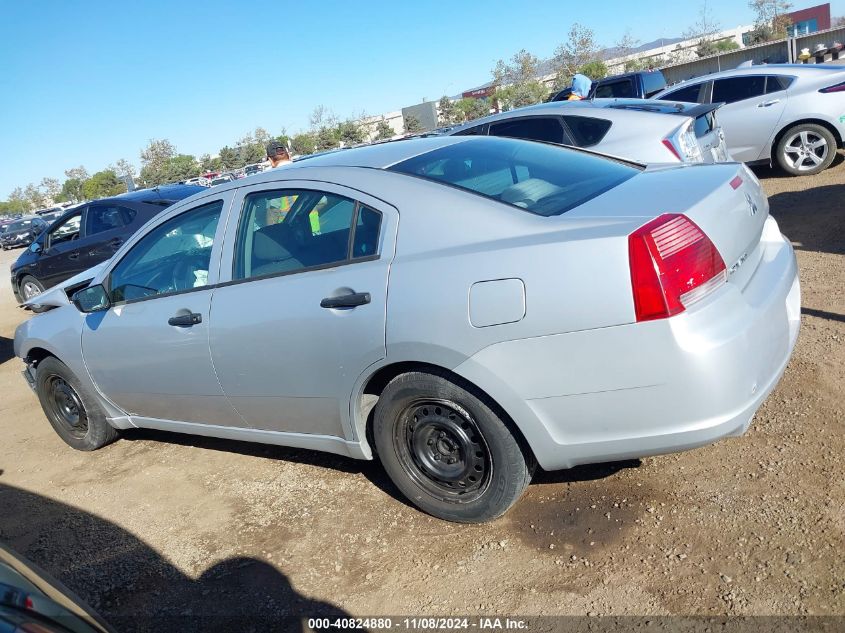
[
  {"left": 356, "top": 360, "right": 537, "bottom": 465},
  {"left": 770, "top": 118, "right": 844, "bottom": 161}
]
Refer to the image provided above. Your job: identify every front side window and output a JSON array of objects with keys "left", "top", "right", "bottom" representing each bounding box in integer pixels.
[
  {"left": 488, "top": 117, "right": 568, "bottom": 145},
  {"left": 109, "top": 200, "right": 222, "bottom": 303},
  {"left": 389, "top": 136, "right": 639, "bottom": 217},
  {"left": 234, "top": 190, "right": 381, "bottom": 280},
  {"left": 712, "top": 76, "right": 766, "bottom": 104},
  {"left": 48, "top": 213, "right": 81, "bottom": 247}
]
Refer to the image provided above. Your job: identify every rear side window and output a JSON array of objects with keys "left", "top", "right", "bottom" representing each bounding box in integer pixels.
[
  {"left": 86, "top": 205, "right": 134, "bottom": 236},
  {"left": 712, "top": 76, "right": 766, "bottom": 104},
  {"left": 642, "top": 72, "right": 667, "bottom": 97},
  {"left": 453, "top": 125, "right": 485, "bottom": 136},
  {"left": 594, "top": 80, "right": 634, "bottom": 98},
  {"left": 562, "top": 116, "right": 612, "bottom": 147},
  {"left": 765, "top": 75, "right": 793, "bottom": 93},
  {"left": 662, "top": 82, "right": 706, "bottom": 104},
  {"left": 388, "top": 137, "right": 638, "bottom": 217},
  {"left": 488, "top": 117, "right": 568, "bottom": 145}
]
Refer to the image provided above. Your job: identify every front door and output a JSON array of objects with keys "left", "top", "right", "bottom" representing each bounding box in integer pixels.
[
  {"left": 39, "top": 210, "right": 85, "bottom": 288},
  {"left": 81, "top": 194, "right": 245, "bottom": 426},
  {"left": 208, "top": 183, "right": 396, "bottom": 438}
]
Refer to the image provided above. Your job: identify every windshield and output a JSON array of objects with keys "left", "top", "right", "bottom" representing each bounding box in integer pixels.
[
  {"left": 388, "top": 137, "right": 639, "bottom": 216},
  {"left": 8, "top": 219, "right": 38, "bottom": 231}
]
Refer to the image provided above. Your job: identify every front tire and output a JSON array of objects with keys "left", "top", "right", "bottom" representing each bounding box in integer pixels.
[
  {"left": 374, "top": 371, "right": 535, "bottom": 523},
  {"left": 35, "top": 356, "right": 119, "bottom": 451},
  {"left": 775, "top": 123, "right": 836, "bottom": 176},
  {"left": 19, "top": 275, "right": 48, "bottom": 312}
]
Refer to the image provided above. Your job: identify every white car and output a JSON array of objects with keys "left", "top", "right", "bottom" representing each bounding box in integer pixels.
[{"left": 445, "top": 98, "right": 730, "bottom": 164}]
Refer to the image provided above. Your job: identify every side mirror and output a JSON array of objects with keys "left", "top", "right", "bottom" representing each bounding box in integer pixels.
[
  {"left": 72, "top": 285, "right": 111, "bottom": 313},
  {"left": 29, "top": 242, "right": 42, "bottom": 254}
]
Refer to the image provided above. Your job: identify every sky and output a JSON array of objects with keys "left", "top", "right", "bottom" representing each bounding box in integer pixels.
[{"left": 1, "top": 0, "right": 842, "bottom": 198}]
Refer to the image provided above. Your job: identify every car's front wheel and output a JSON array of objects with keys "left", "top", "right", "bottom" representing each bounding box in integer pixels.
[
  {"left": 35, "top": 356, "right": 119, "bottom": 451},
  {"left": 374, "top": 371, "right": 535, "bottom": 523},
  {"left": 775, "top": 123, "right": 837, "bottom": 176}
]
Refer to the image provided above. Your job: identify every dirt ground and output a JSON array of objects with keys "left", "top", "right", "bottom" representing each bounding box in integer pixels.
[{"left": 0, "top": 155, "right": 842, "bottom": 630}]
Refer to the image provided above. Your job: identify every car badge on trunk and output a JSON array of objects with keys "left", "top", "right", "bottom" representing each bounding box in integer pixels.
[{"left": 745, "top": 193, "right": 758, "bottom": 217}]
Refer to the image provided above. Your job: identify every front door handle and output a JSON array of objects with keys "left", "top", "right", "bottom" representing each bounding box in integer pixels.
[
  {"left": 109, "top": 237, "right": 123, "bottom": 249},
  {"left": 320, "top": 292, "right": 371, "bottom": 309},
  {"left": 758, "top": 99, "right": 780, "bottom": 107},
  {"left": 68, "top": 251, "right": 79, "bottom": 260},
  {"left": 168, "top": 312, "right": 202, "bottom": 327}
]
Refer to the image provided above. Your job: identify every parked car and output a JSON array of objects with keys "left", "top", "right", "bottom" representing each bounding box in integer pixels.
[
  {"left": 15, "top": 136, "right": 799, "bottom": 523},
  {"left": 0, "top": 542, "right": 114, "bottom": 632},
  {"left": 445, "top": 99, "right": 729, "bottom": 164},
  {"left": 209, "top": 174, "right": 234, "bottom": 186},
  {"left": 548, "top": 69, "right": 668, "bottom": 102},
  {"left": 0, "top": 215, "right": 48, "bottom": 250},
  {"left": 653, "top": 64, "right": 845, "bottom": 175},
  {"left": 10, "top": 184, "right": 204, "bottom": 304}
]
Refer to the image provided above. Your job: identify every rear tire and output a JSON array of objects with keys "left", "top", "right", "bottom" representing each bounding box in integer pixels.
[
  {"left": 775, "top": 123, "right": 836, "bottom": 176},
  {"left": 35, "top": 357, "right": 118, "bottom": 451},
  {"left": 373, "top": 371, "right": 535, "bottom": 523}
]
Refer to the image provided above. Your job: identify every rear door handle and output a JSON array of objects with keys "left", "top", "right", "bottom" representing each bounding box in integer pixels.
[
  {"left": 168, "top": 312, "right": 202, "bottom": 327},
  {"left": 320, "top": 292, "right": 371, "bottom": 309},
  {"left": 109, "top": 237, "right": 123, "bottom": 248},
  {"left": 68, "top": 251, "right": 79, "bottom": 260},
  {"left": 758, "top": 99, "right": 780, "bottom": 107}
]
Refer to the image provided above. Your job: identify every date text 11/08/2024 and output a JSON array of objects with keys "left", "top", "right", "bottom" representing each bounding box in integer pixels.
[{"left": 307, "top": 618, "right": 528, "bottom": 630}]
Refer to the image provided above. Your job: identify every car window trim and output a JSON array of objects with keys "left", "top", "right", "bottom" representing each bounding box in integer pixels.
[
  {"left": 229, "top": 187, "right": 383, "bottom": 283},
  {"left": 103, "top": 197, "right": 229, "bottom": 306}
]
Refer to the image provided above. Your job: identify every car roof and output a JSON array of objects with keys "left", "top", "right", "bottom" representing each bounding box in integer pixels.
[
  {"left": 658, "top": 63, "right": 845, "bottom": 92},
  {"left": 445, "top": 99, "right": 689, "bottom": 133},
  {"left": 115, "top": 183, "right": 206, "bottom": 202}
]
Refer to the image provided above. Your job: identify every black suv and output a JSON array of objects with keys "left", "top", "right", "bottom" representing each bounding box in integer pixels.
[
  {"left": 548, "top": 69, "right": 668, "bottom": 102},
  {"left": 11, "top": 184, "right": 204, "bottom": 303}
]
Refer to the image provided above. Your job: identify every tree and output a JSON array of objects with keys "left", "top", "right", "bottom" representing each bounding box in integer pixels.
[
  {"left": 64, "top": 166, "right": 89, "bottom": 182},
  {"left": 139, "top": 139, "right": 177, "bottom": 185},
  {"left": 82, "top": 170, "right": 126, "bottom": 200},
  {"left": 492, "top": 49, "right": 548, "bottom": 110},
  {"left": 291, "top": 132, "right": 317, "bottom": 156},
  {"left": 162, "top": 155, "right": 201, "bottom": 182},
  {"left": 455, "top": 98, "right": 491, "bottom": 122},
  {"left": 438, "top": 96, "right": 461, "bottom": 126},
  {"left": 403, "top": 114, "right": 423, "bottom": 135},
  {"left": 314, "top": 125, "right": 340, "bottom": 151},
  {"left": 684, "top": 1, "right": 723, "bottom": 57},
  {"left": 336, "top": 120, "right": 365, "bottom": 146},
  {"left": 309, "top": 105, "right": 338, "bottom": 131},
  {"left": 23, "top": 184, "right": 47, "bottom": 210},
  {"left": 374, "top": 118, "right": 394, "bottom": 140},
  {"left": 199, "top": 154, "right": 223, "bottom": 172},
  {"left": 39, "top": 177, "right": 61, "bottom": 202},
  {"left": 552, "top": 23, "right": 601, "bottom": 89},
  {"left": 6, "top": 187, "right": 31, "bottom": 213},
  {"left": 746, "top": 0, "right": 792, "bottom": 43},
  {"left": 579, "top": 60, "right": 608, "bottom": 80},
  {"left": 218, "top": 146, "right": 241, "bottom": 170},
  {"left": 57, "top": 178, "right": 85, "bottom": 203}
]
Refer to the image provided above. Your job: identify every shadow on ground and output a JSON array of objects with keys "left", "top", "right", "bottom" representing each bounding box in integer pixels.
[
  {"left": 0, "top": 481, "right": 350, "bottom": 632},
  {"left": 766, "top": 183, "right": 845, "bottom": 256}
]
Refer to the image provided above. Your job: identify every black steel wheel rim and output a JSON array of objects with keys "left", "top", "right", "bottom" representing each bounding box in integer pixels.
[
  {"left": 45, "top": 375, "right": 88, "bottom": 439},
  {"left": 394, "top": 399, "right": 491, "bottom": 502}
]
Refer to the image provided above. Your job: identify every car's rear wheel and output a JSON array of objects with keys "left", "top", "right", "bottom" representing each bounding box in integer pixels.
[
  {"left": 775, "top": 123, "right": 837, "bottom": 176},
  {"left": 35, "top": 356, "right": 118, "bottom": 451},
  {"left": 374, "top": 371, "right": 535, "bottom": 523}
]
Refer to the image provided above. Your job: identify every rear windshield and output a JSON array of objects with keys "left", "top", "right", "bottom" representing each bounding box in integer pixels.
[{"left": 388, "top": 137, "right": 639, "bottom": 217}]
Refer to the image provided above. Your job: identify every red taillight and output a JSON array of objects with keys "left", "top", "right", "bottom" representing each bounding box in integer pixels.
[
  {"left": 628, "top": 214, "right": 727, "bottom": 322},
  {"left": 819, "top": 81, "right": 845, "bottom": 94},
  {"left": 661, "top": 139, "right": 682, "bottom": 160}
]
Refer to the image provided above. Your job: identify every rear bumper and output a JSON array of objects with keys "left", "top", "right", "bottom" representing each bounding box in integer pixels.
[{"left": 455, "top": 217, "right": 800, "bottom": 470}]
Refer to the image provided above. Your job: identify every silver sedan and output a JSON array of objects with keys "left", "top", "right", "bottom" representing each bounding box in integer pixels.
[
  {"left": 15, "top": 136, "right": 800, "bottom": 523},
  {"left": 654, "top": 64, "right": 845, "bottom": 175}
]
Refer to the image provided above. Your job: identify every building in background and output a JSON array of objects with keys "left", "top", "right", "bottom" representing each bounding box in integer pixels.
[{"left": 785, "top": 2, "right": 831, "bottom": 36}]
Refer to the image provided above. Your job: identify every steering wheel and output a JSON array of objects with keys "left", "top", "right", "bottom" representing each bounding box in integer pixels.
[{"left": 170, "top": 257, "right": 197, "bottom": 293}]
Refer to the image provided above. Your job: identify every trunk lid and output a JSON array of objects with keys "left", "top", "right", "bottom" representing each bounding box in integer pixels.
[{"left": 569, "top": 162, "right": 769, "bottom": 289}]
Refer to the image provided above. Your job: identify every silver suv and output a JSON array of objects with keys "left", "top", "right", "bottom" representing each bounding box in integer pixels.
[{"left": 654, "top": 64, "right": 845, "bottom": 175}]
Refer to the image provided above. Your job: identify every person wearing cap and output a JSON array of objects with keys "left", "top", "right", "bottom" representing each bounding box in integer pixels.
[
  {"left": 568, "top": 73, "right": 592, "bottom": 100},
  {"left": 265, "top": 140, "right": 292, "bottom": 168}
]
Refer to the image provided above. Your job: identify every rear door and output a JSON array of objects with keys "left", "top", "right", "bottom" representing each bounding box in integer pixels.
[
  {"left": 208, "top": 181, "right": 397, "bottom": 439},
  {"left": 710, "top": 75, "right": 787, "bottom": 162},
  {"left": 80, "top": 203, "right": 142, "bottom": 270}
]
